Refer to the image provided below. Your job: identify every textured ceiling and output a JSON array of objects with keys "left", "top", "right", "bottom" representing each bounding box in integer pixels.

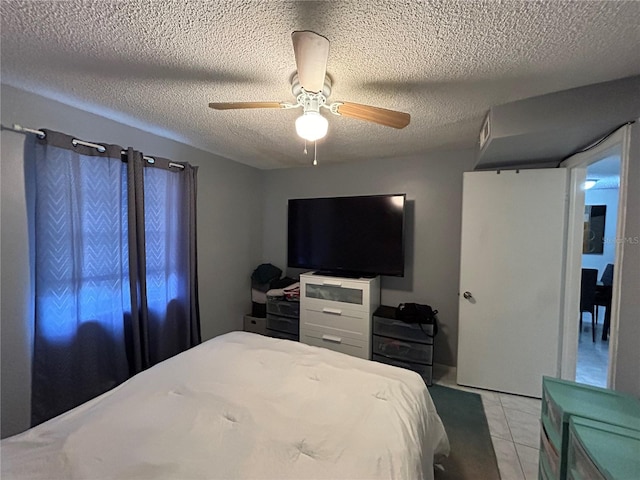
[
  {"left": 587, "top": 155, "right": 620, "bottom": 190},
  {"left": 2, "top": 1, "right": 640, "bottom": 169}
]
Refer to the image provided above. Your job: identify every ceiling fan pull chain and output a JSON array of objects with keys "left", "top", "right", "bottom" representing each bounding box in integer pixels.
[
  {"left": 313, "top": 141, "right": 318, "bottom": 166},
  {"left": 303, "top": 139, "right": 308, "bottom": 155}
]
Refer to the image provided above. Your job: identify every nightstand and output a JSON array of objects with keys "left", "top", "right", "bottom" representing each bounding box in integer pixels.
[{"left": 371, "top": 305, "right": 435, "bottom": 385}]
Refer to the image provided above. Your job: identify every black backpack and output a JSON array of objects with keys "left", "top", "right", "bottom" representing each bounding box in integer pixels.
[{"left": 396, "top": 303, "right": 439, "bottom": 336}]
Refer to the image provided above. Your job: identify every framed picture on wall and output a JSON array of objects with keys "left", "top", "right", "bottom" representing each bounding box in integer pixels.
[{"left": 583, "top": 205, "right": 606, "bottom": 254}]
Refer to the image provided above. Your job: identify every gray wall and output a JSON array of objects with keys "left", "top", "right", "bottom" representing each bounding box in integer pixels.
[
  {"left": 1, "top": 85, "right": 263, "bottom": 437},
  {"left": 262, "top": 151, "right": 477, "bottom": 367}
]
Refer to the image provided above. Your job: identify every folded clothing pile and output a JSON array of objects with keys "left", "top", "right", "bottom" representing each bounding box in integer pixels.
[
  {"left": 251, "top": 264, "right": 299, "bottom": 317},
  {"left": 284, "top": 282, "right": 300, "bottom": 300},
  {"left": 267, "top": 282, "right": 300, "bottom": 301}
]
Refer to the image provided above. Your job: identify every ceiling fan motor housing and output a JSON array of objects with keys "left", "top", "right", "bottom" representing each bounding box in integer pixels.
[{"left": 292, "top": 73, "right": 332, "bottom": 114}]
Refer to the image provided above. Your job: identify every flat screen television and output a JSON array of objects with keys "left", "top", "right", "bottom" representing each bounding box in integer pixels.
[{"left": 287, "top": 194, "right": 406, "bottom": 277}]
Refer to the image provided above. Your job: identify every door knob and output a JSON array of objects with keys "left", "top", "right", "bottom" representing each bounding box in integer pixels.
[{"left": 463, "top": 291, "right": 473, "bottom": 300}]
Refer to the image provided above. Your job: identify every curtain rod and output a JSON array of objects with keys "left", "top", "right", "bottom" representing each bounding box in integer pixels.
[{"left": 1, "top": 123, "right": 185, "bottom": 169}]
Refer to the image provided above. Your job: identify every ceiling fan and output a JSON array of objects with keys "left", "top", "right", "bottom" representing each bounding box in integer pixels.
[{"left": 209, "top": 31, "right": 410, "bottom": 148}]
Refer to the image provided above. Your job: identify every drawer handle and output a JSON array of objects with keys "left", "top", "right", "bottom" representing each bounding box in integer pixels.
[
  {"left": 322, "top": 334, "right": 342, "bottom": 343},
  {"left": 322, "top": 280, "right": 342, "bottom": 286},
  {"left": 322, "top": 308, "right": 342, "bottom": 315}
]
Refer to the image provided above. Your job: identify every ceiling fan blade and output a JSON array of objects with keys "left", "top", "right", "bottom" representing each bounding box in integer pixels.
[
  {"left": 291, "top": 31, "right": 329, "bottom": 93},
  {"left": 335, "top": 102, "right": 410, "bottom": 129},
  {"left": 209, "top": 102, "right": 285, "bottom": 110}
]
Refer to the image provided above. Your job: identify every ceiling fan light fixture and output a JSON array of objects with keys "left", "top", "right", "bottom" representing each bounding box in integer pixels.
[
  {"left": 295, "top": 112, "right": 328, "bottom": 142},
  {"left": 583, "top": 179, "right": 598, "bottom": 190}
]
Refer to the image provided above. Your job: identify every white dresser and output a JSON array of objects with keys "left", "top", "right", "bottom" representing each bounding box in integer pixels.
[{"left": 299, "top": 272, "right": 381, "bottom": 360}]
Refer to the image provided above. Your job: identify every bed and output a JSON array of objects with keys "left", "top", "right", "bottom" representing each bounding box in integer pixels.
[{"left": 1, "top": 331, "right": 449, "bottom": 479}]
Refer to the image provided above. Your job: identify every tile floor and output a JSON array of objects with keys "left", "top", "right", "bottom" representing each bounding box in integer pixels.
[
  {"left": 433, "top": 365, "right": 542, "bottom": 480},
  {"left": 576, "top": 310, "right": 609, "bottom": 387},
  {"left": 430, "top": 312, "right": 611, "bottom": 479}
]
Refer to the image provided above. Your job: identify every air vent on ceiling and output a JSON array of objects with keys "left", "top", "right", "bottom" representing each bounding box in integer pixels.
[
  {"left": 479, "top": 113, "right": 491, "bottom": 150},
  {"left": 474, "top": 76, "right": 640, "bottom": 170}
]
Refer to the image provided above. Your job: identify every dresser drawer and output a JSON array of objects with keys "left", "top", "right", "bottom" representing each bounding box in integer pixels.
[
  {"left": 301, "top": 307, "right": 368, "bottom": 341},
  {"left": 266, "top": 329, "right": 298, "bottom": 342},
  {"left": 304, "top": 281, "right": 364, "bottom": 304},
  {"left": 542, "top": 384, "right": 562, "bottom": 441},
  {"left": 266, "top": 299, "right": 300, "bottom": 318},
  {"left": 372, "top": 354, "right": 432, "bottom": 385},
  {"left": 266, "top": 314, "right": 299, "bottom": 335},
  {"left": 567, "top": 431, "right": 606, "bottom": 480},
  {"left": 301, "top": 329, "right": 367, "bottom": 359},
  {"left": 303, "top": 299, "right": 369, "bottom": 318},
  {"left": 301, "top": 274, "right": 373, "bottom": 312},
  {"left": 372, "top": 334, "right": 433, "bottom": 364},
  {"left": 540, "top": 420, "right": 560, "bottom": 479},
  {"left": 373, "top": 316, "right": 434, "bottom": 344},
  {"left": 565, "top": 468, "right": 579, "bottom": 480},
  {"left": 539, "top": 452, "right": 554, "bottom": 480}
]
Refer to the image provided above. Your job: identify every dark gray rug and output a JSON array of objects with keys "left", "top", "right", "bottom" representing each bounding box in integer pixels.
[{"left": 429, "top": 384, "right": 501, "bottom": 480}]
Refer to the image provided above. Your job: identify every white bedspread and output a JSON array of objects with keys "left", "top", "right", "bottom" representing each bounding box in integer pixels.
[{"left": 1, "top": 331, "right": 449, "bottom": 479}]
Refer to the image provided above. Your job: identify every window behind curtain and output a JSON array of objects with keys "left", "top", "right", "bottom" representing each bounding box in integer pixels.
[
  {"left": 143, "top": 166, "right": 191, "bottom": 363},
  {"left": 32, "top": 143, "right": 130, "bottom": 423},
  {"left": 31, "top": 130, "right": 200, "bottom": 426}
]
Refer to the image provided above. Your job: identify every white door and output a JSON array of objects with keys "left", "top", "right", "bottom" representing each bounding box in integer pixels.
[{"left": 457, "top": 169, "right": 568, "bottom": 398}]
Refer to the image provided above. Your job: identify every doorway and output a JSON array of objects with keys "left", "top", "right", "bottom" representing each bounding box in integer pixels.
[
  {"left": 576, "top": 155, "right": 620, "bottom": 387},
  {"left": 560, "top": 125, "right": 631, "bottom": 389}
]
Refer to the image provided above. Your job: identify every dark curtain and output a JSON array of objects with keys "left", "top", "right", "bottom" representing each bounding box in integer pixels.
[
  {"left": 31, "top": 130, "right": 200, "bottom": 425},
  {"left": 134, "top": 153, "right": 201, "bottom": 368}
]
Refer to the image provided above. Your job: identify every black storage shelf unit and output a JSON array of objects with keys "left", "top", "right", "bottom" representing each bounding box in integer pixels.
[
  {"left": 266, "top": 297, "right": 300, "bottom": 341},
  {"left": 372, "top": 305, "right": 434, "bottom": 385}
]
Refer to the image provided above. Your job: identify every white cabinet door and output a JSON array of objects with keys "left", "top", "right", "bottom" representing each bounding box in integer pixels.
[{"left": 457, "top": 169, "right": 568, "bottom": 397}]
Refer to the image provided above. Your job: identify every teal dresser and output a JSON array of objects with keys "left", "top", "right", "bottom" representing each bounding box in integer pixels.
[{"left": 539, "top": 377, "right": 640, "bottom": 480}]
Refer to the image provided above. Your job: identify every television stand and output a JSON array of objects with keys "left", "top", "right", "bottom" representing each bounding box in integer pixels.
[{"left": 313, "top": 270, "right": 376, "bottom": 279}]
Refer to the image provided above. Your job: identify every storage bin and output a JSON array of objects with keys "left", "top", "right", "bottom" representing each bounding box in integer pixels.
[
  {"left": 540, "top": 421, "right": 560, "bottom": 478},
  {"left": 539, "top": 452, "right": 554, "bottom": 480},
  {"left": 568, "top": 430, "right": 605, "bottom": 480},
  {"left": 567, "top": 416, "right": 640, "bottom": 480},
  {"left": 543, "top": 391, "right": 563, "bottom": 441},
  {"left": 243, "top": 315, "right": 267, "bottom": 335},
  {"left": 266, "top": 314, "right": 299, "bottom": 336},
  {"left": 372, "top": 354, "right": 433, "bottom": 385},
  {"left": 266, "top": 299, "right": 300, "bottom": 318},
  {"left": 542, "top": 377, "right": 640, "bottom": 436},
  {"left": 540, "top": 377, "right": 640, "bottom": 480},
  {"left": 565, "top": 468, "right": 580, "bottom": 480},
  {"left": 372, "top": 334, "right": 433, "bottom": 364},
  {"left": 373, "top": 311, "right": 434, "bottom": 344}
]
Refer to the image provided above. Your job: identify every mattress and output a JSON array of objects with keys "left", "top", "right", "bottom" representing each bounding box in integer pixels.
[{"left": 1, "top": 331, "right": 449, "bottom": 479}]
